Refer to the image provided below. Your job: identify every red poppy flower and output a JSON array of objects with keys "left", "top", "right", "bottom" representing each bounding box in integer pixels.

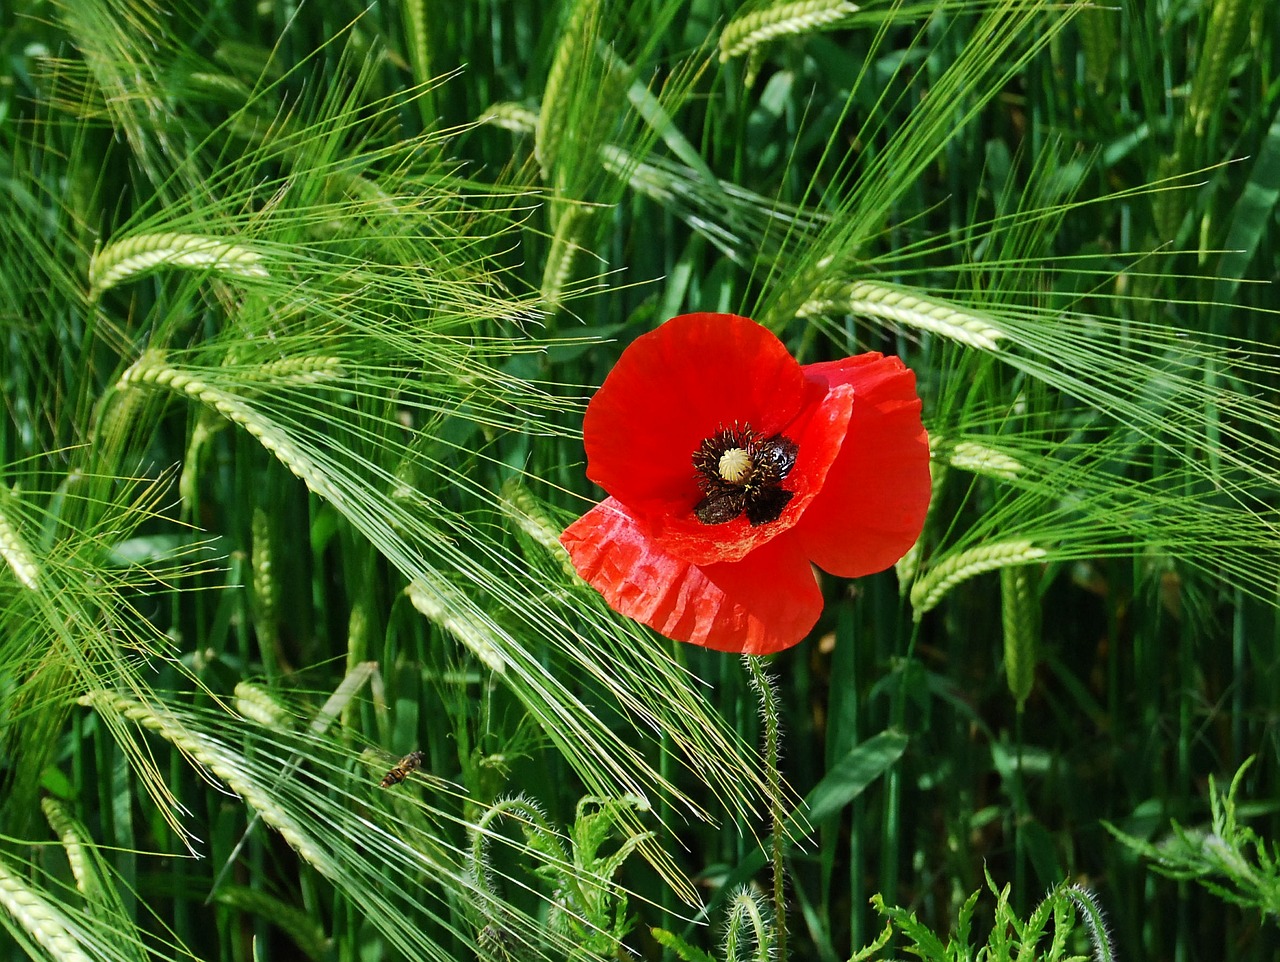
[{"left": 560, "top": 313, "right": 930, "bottom": 655}]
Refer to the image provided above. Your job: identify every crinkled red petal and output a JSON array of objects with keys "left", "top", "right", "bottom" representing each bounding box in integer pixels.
[
  {"left": 793, "top": 353, "right": 931, "bottom": 578},
  {"left": 644, "top": 382, "right": 854, "bottom": 565},
  {"left": 560, "top": 498, "right": 823, "bottom": 654},
  {"left": 583, "top": 314, "right": 809, "bottom": 522}
]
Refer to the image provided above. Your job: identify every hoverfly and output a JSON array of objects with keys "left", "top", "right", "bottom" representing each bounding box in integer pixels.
[{"left": 379, "top": 750, "right": 425, "bottom": 788}]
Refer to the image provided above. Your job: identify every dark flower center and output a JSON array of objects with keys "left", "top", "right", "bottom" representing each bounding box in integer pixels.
[{"left": 692, "top": 424, "right": 799, "bottom": 526}]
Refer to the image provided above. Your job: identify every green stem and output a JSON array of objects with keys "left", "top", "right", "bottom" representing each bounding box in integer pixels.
[{"left": 746, "top": 656, "right": 787, "bottom": 962}]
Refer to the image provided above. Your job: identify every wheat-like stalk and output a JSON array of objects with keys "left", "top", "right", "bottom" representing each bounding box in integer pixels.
[
  {"left": 88, "top": 232, "right": 268, "bottom": 299},
  {"left": 910, "top": 540, "right": 1048, "bottom": 617},
  {"left": 931, "top": 437, "right": 1025, "bottom": 480},
  {"left": 800, "top": 280, "right": 1007, "bottom": 352},
  {"left": 0, "top": 498, "right": 40, "bottom": 591},
  {"left": 40, "top": 799, "right": 93, "bottom": 898},
  {"left": 250, "top": 508, "right": 280, "bottom": 653},
  {"left": 541, "top": 203, "right": 595, "bottom": 308},
  {"left": 240, "top": 355, "right": 345, "bottom": 386},
  {"left": 720, "top": 0, "right": 859, "bottom": 61},
  {"left": 234, "top": 681, "right": 291, "bottom": 730},
  {"left": 949, "top": 441, "right": 1025, "bottom": 480},
  {"left": 1156, "top": 0, "right": 1251, "bottom": 240},
  {"left": 0, "top": 854, "right": 95, "bottom": 962},
  {"left": 96, "top": 375, "right": 150, "bottom": 460},
  {"left": 535, "top": 0, "right": 600, "bottom": 180},
  {"left": 499, "top": 479, "right": 577, "bottom": 578},
  {"left": 478, "top": 102, "right": 539, "bottom": 134},
  {"left": 178, "top": 409, "right": 222, "bottom": 515},
  {"left": 1188, "top": 0, "right": 1250, "bottom": 138},
  {"left": 78, "top": 690, "right": 336, "bottom": 876},
  {"left": 599, "top": 144, "right": 676, "bottom": 203},
  {"left": 894, "top": 536, "right": 923, "bottom": 588},
  {"left": 119, "top": 351, "right": 343, "bottom": 506},
  {"left": 185, "top": 72, "right": 254, "bottom": 101},
  {"left": 405, "top": 580, "right": 507, "bottom": 674},
  {"left": 1000, "top": 565, "right": 1037, "bottom": 710},
  {"left": 1151, "top": 154, "right": 1185, "bottom": 243},
  {"left": 1074, "top": 4, "right": 1116, "bottom": 94},
  {"left": 405, "top": 0, "right": 429, "bottom": 88}
]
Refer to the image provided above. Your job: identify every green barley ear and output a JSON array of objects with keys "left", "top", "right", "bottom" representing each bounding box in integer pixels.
[
  {"left": 799, "top": 281, "right": 1007, "bottom": 352},
  {"left": 402, "top": 0, "right": 431, "bottom": 118},
  {"left": 499, "top": 478, "right": 577, "bottom": 579},
  {"left": 177, "top": 408, "right": 223, "bottom": 516},
  {"left": 0, "top": 854, "right": 96, "bottom": 962},
  {"left": 719, "top": 0, "right": 860, "bottom": 63},
  {"left": 39, "top": 798, "right": 142, "bottom": 949},
  {"left": 477, "top": 101, "right": 539, "bottom": 135},
  {"left": 95, "top": 369, "right": 152, "bottom": 470},
  {"left": 896, "top": 439, "right": 953, "bottom": 587},
  {"left": 233, "top": 681, "right": 291, "bottom": 730},
  {"left": 250, "top": 507, "right": 281, "bottom": 657},
  {"left": 1000, "top": 565, "right": 1039, "bottom": 711},
  {"left": 1151, "top": 153, "right": 1186, "bottom": 243},
  {"left": 894, "top": 535, "right": 924, "bottom": 588},
  {"left": 1187, "top": 0, "right": 1251, "bottom": 138},
  {"left": 240, "top": 355, "right": 346, "bottom": 388},
  {"left": 0, "top": 489, "right": 41, "bottom": 592},
  {"left": 1153, "top": 0, "right": 1251, "bottom": 242},
  {"left": 910, "top": 540, "right": 1049, "bottom": 618},
  {"left": 1074, "top": 3, "right": 1117, "bottom": 94},
  {"left": 935, "top": 437, "right": 1025, "bottom": 481},
  {"left": 532, "top": 0, "right": 644, "bottom": 310},
  {"left": 541, "top": 201, "right": 599, "bottom": 308},
  {"left": 119, "top": 351, "right": 343, "bottom": 505},
  {"left": 179, "top": 68, "right": 255, "bottom": 104},
  {"left": 39, "top": 799, "right": 95, "bottom": 899},
  {"left": 535, "top": 0, "right": 603, "bottom": 183},
  {"left": 78, "top": 690, "right": 337, "bottom": 877},
  {"left": 405, "top": 579, "right": 507, "bottom": 674},
  {"left": 88, "top": 232, "right": 268, "bottom": 300}
]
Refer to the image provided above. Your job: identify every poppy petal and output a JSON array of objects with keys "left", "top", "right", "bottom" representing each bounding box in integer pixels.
[
  {"left": 583, "top": 314, "right": 809, "bottom": 523},
  {"left": 560, "top": 498, "right": 823, "bottom": 654},
  {"left": 793, "top": 353, "right": 931, "bottom": 578}
]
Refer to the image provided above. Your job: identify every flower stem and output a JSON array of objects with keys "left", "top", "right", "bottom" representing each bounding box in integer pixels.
[{"left": 745, "top": 655, "right": 787, "bottom": 962}]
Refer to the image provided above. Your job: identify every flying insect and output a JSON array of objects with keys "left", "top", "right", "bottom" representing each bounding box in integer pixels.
[{"left": 379, "top": 750, "right": 425, "bottom": 788}]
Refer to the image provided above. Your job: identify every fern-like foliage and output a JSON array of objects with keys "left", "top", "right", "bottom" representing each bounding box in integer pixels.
[{"left": 1106, "top": 757, "right": 1280, "bottom": 921}]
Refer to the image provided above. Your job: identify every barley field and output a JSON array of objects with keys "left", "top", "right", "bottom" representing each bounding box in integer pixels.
[{"left": 1, "top": 1, "right": 1278, "bottom": 960}]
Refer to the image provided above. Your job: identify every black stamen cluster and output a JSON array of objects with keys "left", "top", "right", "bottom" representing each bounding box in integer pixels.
[{"left": 692, "top": 423, "right": 799, "bottom": 526}]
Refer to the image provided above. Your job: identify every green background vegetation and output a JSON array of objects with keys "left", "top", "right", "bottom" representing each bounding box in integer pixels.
[{"left": 1, "top": 0, "right": 1278, "bottom": 960}]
